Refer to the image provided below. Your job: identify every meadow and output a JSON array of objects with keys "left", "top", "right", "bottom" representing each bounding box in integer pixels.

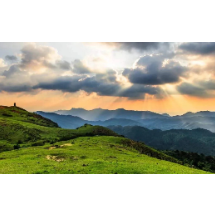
[
  {"left": 0, "top": 136, "right": 207, "bottom": 174},
  {"left": 0, "top": 106, "right": 209, "bottom": 174}
]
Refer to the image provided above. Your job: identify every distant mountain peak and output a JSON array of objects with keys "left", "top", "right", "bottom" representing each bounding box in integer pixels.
[
  {"left": 198, "top": 110, "right": 210, "bottom": 113},
  {"left": 182, "top": 112, "right": 193, "bottom": 116},
  {"left": 161, "top": 113, "right": 170, "bottom": 117},
  {"left": 70, "top": 107, "right": 86, "bottom": 111}
]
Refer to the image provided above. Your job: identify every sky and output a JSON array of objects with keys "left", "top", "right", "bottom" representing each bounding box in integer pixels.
[{"left": 1, "top": 42, "right": 215, "bottom": 115}]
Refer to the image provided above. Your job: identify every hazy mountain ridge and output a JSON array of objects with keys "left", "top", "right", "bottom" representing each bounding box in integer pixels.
[
  {"left": 55, "top": 108, "right": 167, "bottom": 121},
  {"left": 37, "top": 111, "right": 142, "bottom": 128},
  {"left": 45, "top": 108, "right": 215, "bottom": 132},
  {"left": 108, "top": 125, "right": 215, "bottom": 156},
  {"left": 36, "top": 109, "right": 215, "bottom": 156}
]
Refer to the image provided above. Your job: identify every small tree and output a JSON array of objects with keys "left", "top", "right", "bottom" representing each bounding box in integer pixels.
[{"left": 14, "top": 144, "right": 20, "bottom": 150}]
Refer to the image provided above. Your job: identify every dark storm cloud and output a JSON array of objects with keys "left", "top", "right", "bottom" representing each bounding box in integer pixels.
[
  {"left": 123, "top": 55, "right": 187, "bottom": 85},
  {"left": 0, "top": 85, "right": 32, "bottom": 92},
  {"left": 177, "top": 83, "right": 211, "bottom": 97},
  {"left": 116, "top": 42, "right": 162, "bottom": 51},
  {"left": 199, "top": 80, "right": 215, "bottom": 90},
  {"left": 32, "top": 70, "right": 162, "bottom": 99},
  {"left": 119, "top": 85, "right": 163, "bottom": 99},
  {"left": 104, "top": 42, "right": 170, "bottom": 51},
  {"left": 33, "top": 70, "right": 121, "bottom": 96},
  {"left": 0, "top": 60, "right": 163, "bottom": 99},
  {"left": 179, "top": 42, "right": 215, "bottom": 55},
  {"left": 33, "top": 75, "right": 83, "bottom": 92},
  {"left": 5, "top": 55, "right": 18, "bottom": 61}
]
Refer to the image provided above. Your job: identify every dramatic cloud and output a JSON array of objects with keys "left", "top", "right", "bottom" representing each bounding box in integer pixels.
[
  {"left": 19, "top": 43, "right": 61, "bottom": 70},
  {"left": 102, "top": 42, "right": 170, "bottom": 52},
  {"left": 119, "top": 85, "right": 163, "bottom": 99},
  {"left": 0, "top": 84, "right": 32, "bottom": 93},
  {"left": 179, "top": 42, "right": 215, "bottom": 55},
  {"left": 33, "top": 71, "right": 162, "bottom": 99},
  {"left": 34, "top": 70, "right": 119, "bottom": 95},
  {"left": 3, "top": 42, "right": 215, "bottom": 101},
  {"left": 0, "top": 55, "right": 162, "bottom": 99},
  {"left": 123, "top": 54, "right": 187, "bottom": 85},
  {"left": 33, "top": 70, "right": 121, "bottom": 97},
  {"left": 3, "top": 44, "right": 71, "bottom": 73},
  {"left": 5, "top": 55, "right": 18, "bottom": 62},
  {"left": 199, "top": 80, "right": 215, "bottom": 90},
  {"left": 177, "top": 82, "right": 211, "bottom": 98}
]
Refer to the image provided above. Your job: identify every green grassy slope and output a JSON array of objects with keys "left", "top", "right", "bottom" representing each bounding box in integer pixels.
[
  {"left": 0, "top": 105, "right": 209, "bottom": 174},
  {"left": 0, "top": 106, "right": 58, "bottom": 127},
  {"left": 0, "top": 136, "right": 207, "bottom": 174},
  {"left": 0, "top": 119, "right": 117, "bottom": 152},
  {"left": 0, "top": 106, "right": 118, "bottom": 152}
]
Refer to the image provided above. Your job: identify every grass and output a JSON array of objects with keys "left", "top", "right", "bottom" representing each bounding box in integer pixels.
[
  {"left": 0, "top": 105, "right": 209, "bottom": 174},
  {"left": 0, "top": 106, "right": 58, "bottom": 127},
  {"left": 0, "top": 106, "right": 118, "bottom": 151},
  {"left": 0, "top": 136, "right": 208, "bottom": 174}
]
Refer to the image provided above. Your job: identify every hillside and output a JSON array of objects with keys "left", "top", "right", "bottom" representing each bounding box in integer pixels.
[
  {"left": 0, "top": 136, "right": 206, "bottom": 174},
  {"left": 108, "top": 125, "right": 215, "bottom": 156},
  {"left": 0, "top": 105, "right": 208, "bottom": 174},
  {"left": 0, "top": 120, "right": 117, "bottom": 153},
  {"left": 164, "top": 150, "right": 215, "bottom": 173},
  {"left": 0, "top": 106, "right": 118, "bottom": 153},
  {"left": 0, "top": 106, "right": 58, "bottom": 128}
]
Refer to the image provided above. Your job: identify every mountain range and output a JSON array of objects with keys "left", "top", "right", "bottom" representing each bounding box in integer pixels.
[
  {"left": 37, "top": 111, "right": 142, "bottom": 129},
  {"left": 108, "top": 125, "right": 215, "bottom": 156},
  {"left": 36, "top": 108, "right": 215, "bottom": 156},
  {"left": 38, "top": 108, "right": 215, "bottom": 132},
  {"left": 55, "top": 108, "right": 166, "bottom": 121}
]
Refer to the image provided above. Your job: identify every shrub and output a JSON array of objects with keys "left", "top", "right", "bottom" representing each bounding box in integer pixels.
[
  {"left": 17, "top": 140, "right": 22, "bottom": 144},
  {"left": 0, "top": 143, "right": 13, "bottom": 152},
  {"left": 2, "top": 113, "right": 12, "bottom": 117},
  {"left": 31, "top": 140, "right": 45, "bottom": 146},
  {"left": 14, "top": 144, "right": 20, "bottom": 150}
]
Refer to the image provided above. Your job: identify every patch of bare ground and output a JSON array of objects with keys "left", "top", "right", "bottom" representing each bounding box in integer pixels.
[
  {"left": 46, "top": 155, "right": 64, "bottom": 162},
  {"left": 48, "top": 143, "right": 72, "bottom": 150}
]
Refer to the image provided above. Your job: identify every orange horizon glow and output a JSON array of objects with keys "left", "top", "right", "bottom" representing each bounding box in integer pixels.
[{"left": 1, "top": 90, "right": 215, "bottom": 116}]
